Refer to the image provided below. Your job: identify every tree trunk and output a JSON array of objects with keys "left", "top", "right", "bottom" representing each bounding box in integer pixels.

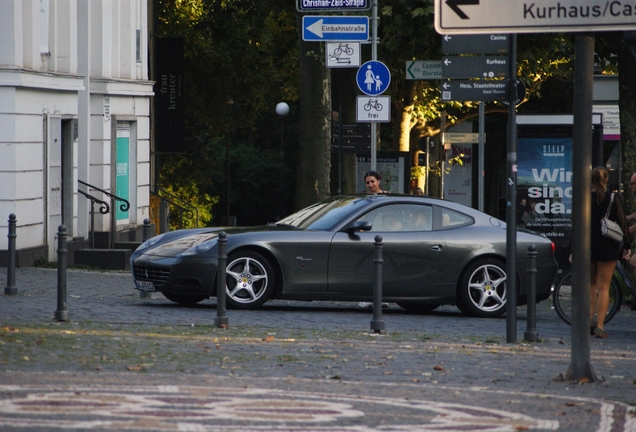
[
  {"left": 294, "top": 17, "right": 332, "bottom": 211},
  {"left": 395, "top": 80, "right": 417, "bottom": 153}
]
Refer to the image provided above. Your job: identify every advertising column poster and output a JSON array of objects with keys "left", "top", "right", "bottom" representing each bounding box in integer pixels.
[{"left": 517, "top": 137, "right": 572, "bottom": 268}]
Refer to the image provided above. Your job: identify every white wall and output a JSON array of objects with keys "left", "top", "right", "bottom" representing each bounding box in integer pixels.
[{"left": 0, "top": 0, "right": 153, "bottom": 256}]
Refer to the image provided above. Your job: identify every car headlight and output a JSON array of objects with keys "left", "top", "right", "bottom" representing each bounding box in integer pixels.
[
  {"left": 181, "top": 238, "right": 218, "bottom": 257},
  {"left": 136, "top": 233, "right": 166, "bottom": 253}
]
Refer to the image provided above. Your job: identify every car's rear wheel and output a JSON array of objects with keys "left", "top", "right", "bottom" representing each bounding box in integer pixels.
[
  {"left": 456, "top": 259, "right": 507, "bottom": 318},
  {"left": 397, "top": 303, "right": 440, "bottom": 314},
  {"left": 224, "top": 251, "right": 275, "bottom": 309},
  {"left": 162, "top": 292, "right": 207, "bottom": 305}
]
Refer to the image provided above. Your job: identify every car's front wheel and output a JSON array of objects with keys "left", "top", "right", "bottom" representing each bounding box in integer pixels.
[
  {"left": 456, "top": 259, "right": 507, "bottom": 318},
  {"left": 223, "top": 251, "right": 275, "bottom": 309}
]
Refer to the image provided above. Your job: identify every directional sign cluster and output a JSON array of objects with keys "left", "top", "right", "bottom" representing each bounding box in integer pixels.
[
  {"left": 302, "top": 9, "right": 391, "bottom": 131},
  {"left": 440, "top": 34, "right": 512, "bottom": 102}
]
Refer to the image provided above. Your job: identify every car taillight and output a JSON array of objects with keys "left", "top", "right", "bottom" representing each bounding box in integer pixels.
[{"left": 551, "top": 242, "right": 556, "bottom": 253}]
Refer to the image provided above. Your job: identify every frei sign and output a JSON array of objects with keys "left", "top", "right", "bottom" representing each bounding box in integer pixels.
[{"left": 435, "top": 0, "right": 636, "bottom": 34}]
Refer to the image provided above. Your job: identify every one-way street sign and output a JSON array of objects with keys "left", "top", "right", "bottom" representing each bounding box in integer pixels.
[
  {"left": 441, "top": 80, "right": 508, "bottom": 101},
  {"left": 435, "top": 0, "right": 636, "bottom": 34},
  {"left": 302, "top": 16, "right": 369, "bottom": 41},
  {"left": 441, "top": 56, "right": 508, "bottom": 79}
]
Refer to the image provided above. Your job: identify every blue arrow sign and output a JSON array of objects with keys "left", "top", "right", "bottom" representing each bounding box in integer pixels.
[
  {"left": 302, "top": 16, "right": 369, "bottom": 41},
  {"left": 356, "top": 60, "right": 391, "bottom": 96}
]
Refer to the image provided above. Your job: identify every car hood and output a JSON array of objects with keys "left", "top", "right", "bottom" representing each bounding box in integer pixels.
[{"left": 140, "top": 225, "right": 297, "bottom": 257}]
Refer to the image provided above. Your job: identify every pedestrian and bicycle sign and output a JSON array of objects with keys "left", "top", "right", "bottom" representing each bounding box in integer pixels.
[
  {"left": 356, "top": 96, "right": 391, "bottom": 122},
  {"left": 356, "top": 60, "right": 391, "bottom": 96},
  {"left": 435, "top": 0, "right": 636, "bottom": 34},
  {"left": 302, "top": 16, "right": 369, "bottom": 41}
]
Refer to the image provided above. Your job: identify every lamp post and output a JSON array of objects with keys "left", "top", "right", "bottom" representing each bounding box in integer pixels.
[{"left": 276, "top": 102, "right": 289, "bottom": 219}]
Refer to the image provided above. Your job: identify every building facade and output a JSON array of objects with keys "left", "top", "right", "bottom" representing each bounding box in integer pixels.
[{"left": 0, "top": 0, "right": 153, "bottom": 263}]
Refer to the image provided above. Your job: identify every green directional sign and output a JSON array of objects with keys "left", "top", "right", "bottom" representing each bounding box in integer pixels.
[{"left": 406, "top": 60, "right": 442, "bottom": 80}]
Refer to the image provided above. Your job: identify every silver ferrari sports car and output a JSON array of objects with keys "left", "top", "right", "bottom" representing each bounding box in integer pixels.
[{"left": 131, "top": 194, "right": 557, "bottom": 317}]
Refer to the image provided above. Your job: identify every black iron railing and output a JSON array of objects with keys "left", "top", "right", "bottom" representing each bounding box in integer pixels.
[
  {"left": 78, "top": 179, "right": 130, "bottom": 248},
  {"left": 151, "top": 189, "right": 198, "bottom": 231},
  {"left": 77, "top": 188, "right": 110, "bottom": 248}
]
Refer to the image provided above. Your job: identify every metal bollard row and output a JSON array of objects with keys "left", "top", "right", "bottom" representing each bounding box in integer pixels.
[
  {"left": 524, "top": 244, "right": 539, "bottom": 342},
  {"left": 4, "top": 214, "right": 17, "bottom": 296},
  {"left": 370, "top": 235, "right": 385, "bottom": 333},
  {"left": 214, "top": 231, "right": 229, "bottom": 328},
  {"left": 139, "top": 218, "right": 153, "bottom": 299},
  {"left": 55, "top": 225, "right": 69, "bottom": 322}
]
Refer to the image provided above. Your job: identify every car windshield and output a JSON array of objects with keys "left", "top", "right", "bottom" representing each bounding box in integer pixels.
[{"left": 276, "top": 196, "right": 371, "bottom": 230}]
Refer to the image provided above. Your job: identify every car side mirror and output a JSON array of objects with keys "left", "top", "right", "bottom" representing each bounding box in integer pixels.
[{"left": 345, "top": 220, "right": 372, "bottom": 234}]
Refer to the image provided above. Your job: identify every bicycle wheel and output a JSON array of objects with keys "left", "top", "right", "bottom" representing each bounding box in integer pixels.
[{"left": 553, "top": 270, "right": 622, "bottom": 325}]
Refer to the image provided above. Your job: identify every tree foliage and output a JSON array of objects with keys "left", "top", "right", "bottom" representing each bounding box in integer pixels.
[{"left": 157, "top": 0, "right": 299, "bottom": 225}]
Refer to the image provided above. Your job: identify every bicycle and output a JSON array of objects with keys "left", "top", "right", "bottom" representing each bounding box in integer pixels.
[
  {"left": 552, "top": 260, "right": 634, "bottom": 325},
  {"left": 363, "top": 99, "right": 383, "bottom": 111}
]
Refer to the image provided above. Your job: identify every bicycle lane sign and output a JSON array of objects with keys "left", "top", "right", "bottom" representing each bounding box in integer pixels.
[{"left": 356, "top": 96, "right": 391, "bottom": 123}]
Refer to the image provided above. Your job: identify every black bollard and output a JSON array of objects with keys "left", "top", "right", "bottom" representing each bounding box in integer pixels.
[
  {"left": 524, "top": 244, "right": 539, "bottom": 342},
  {"left": 4, "top": 214, "right": 17, "bottom": 296},
  {"left": 214, "top": 231, "right": 229, "bottom": 328},
  {"left": 142, "top": 218, "right": 152, "bottom": 241},
  {"left": 370, "top": 235, "right": 385, "bottom": 333},
  {"left": 55, "top": 225, "right": 69, "bottom": 322},
  {"left": 139, "top": 218, "right": 153, "bottom": 298}
]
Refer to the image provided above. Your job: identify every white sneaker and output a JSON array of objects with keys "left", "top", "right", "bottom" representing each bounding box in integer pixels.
[{"left": 358, "top": 302, "right": 389, "bottom": 308}]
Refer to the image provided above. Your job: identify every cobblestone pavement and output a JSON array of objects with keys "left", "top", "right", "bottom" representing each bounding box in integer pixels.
[{"left": 0, "top": 267, "right": 635, "bottom": 431}]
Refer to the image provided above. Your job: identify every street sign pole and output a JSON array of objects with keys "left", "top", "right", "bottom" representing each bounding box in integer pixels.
[
  {"left": 371, "top": 0, "right": 378, "bottom": 171},
  {"left": 505, "top": 34, "right": 518, "bottom": 344},
  {"left": 478, "top": 101, "right": 485, "bottom": 212},
  {"left": 566, "top": 33, "right": 597, "bottom": 383}
]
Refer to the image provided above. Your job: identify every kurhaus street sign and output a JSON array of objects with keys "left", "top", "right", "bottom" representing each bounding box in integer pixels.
[
  {"left": 435, "top": 0, "right": 636, "bottom": 34},
  {"left": 441, "top": 56, "right": 509, "bottom": 79}
]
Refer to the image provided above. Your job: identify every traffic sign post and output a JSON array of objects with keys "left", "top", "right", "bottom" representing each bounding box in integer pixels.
[
  {"left": 406, "top": 60, "right": 442, "bottom": 80},
  {"left": 441, "top": 34, "right": 510, "bottom": 54},
  {"left": 356, "top": 60, "right": 391, "bottom": 96},
  {"left": 356, "top": 96, "right": 391, "bottom": 122},
  {"left": 435, "top": 0, "right": 636, "bottom": 34},
  {"left": 441, "top": 56, "right": 509, "bottom": 79},
  {"left": 302, "top": 16, "right": 369, "bottom": 41}
]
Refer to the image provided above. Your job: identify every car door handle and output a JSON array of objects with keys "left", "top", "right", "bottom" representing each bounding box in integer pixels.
[{"left": 431, "top": 245, "right": 442, "bottom": 251}]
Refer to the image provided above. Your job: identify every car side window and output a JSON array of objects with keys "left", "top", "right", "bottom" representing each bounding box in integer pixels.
[
  {"left": 437, "top": 207, "right": 474, "bottom": 230},
  {"left": 357, "top": 204, "right": 432, "bottom": 232}
]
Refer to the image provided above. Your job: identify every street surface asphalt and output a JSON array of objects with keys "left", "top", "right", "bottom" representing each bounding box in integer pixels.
[{"left": 0, "top": 266, "right": 635, "bottom": 431}]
